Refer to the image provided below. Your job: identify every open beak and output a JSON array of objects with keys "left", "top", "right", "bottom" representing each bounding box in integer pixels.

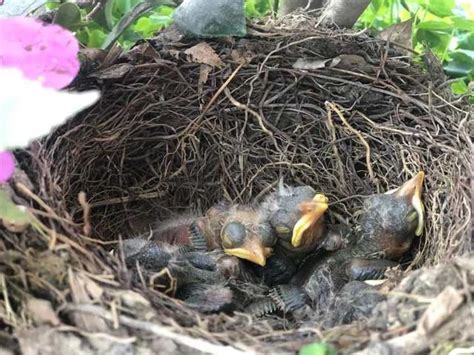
[
  {"left": 389, "top": 171, "right": 425, "bottom": 236},
  {"left": 291, "top": 194, "right": 329, "bottom": 248},
  {"left": 224, "top": 239, "right": 271, "bottom": 266}
]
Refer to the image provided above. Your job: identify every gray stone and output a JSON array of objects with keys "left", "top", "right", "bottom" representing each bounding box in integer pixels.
[
  {"left": 0, "top": 0, "right": 47, "bottom": 17},
  {"left": 173, "top": 0, "right": 246, "bottom": 38}
]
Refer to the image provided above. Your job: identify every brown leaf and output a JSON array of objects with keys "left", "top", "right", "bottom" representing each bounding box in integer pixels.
[
  {"left": 125, "top": 42, "right": 161, "bottom": 62},
  {"left": 69, "top": 270, "right": 108, "bottom": 332},
  {"left": 185, "top": 42, "right": 224, "bottom": 67},
  {"left": 230, "top": 49, "right": 254, "bottom": 65},
  {"left": 79, "top": 48, "right": 107, "bottom": 63},
  {"left": 17, "top": 327, "right": 92, "bottom": 355},
  {"left": 293, "top": 57, "right": 334, "bottom": 70},
  {"left": 25, "top": 298, "right": 60, "bottom": 326},
  {"left": 89, "top": 63, "right": 133, "bottom": 80},
  {"left": 334, "top": 54, "right": 377, "bottom": 73},
  {"left": 378, "top": 18, "right": 414, "bottom": 49},
  {"left": 417, "top": 286, "right": 464, "bottom": 335},
  {"left": 198, "top": 64, "right": 212, "bottom": 97}
]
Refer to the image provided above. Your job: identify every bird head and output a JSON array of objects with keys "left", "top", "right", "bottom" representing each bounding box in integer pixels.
[
  {"left": 291, "top": 193, "right": 329, "bottom": 248},
  {"left": 263, "top": 182, "right": 329, "bottom": 249},
  {"left": 220, "top": 210, "right": 276, "bottom": 267},
  {"left": 359, "top": 171, "right": 425, "bottom": 259}
]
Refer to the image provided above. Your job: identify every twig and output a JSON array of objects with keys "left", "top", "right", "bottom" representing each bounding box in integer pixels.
[
  {"left": 224, "top": 88, "right": 273, "bottom": 138},
  {"left": 66, "top": 304, "right": 251, "bottom": 355},
  {"left": 325, "top": 106, "right": 345, "bottom": 182},
  {"left": 326, "top": 102, "right": 375, "bottom": 182},
  {"left": 78, "top": 192, "right": 92, "bottom": 236}
]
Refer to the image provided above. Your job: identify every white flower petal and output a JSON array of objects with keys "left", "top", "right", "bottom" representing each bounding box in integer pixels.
[{"left": 0, "top": 68, "right": 100, "bottom": 150}]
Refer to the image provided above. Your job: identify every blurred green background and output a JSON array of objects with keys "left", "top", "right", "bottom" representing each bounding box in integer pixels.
[{"left": 44, "top": 0, "right": 473, "bottom": 98}]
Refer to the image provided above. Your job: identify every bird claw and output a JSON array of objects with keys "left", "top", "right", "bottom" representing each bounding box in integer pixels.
[
  {"left": 269, "top": 285, "right": 307, "bottom": 313},
  {"left": 189, "top": 221, "right": 208, "bottom": 251},
  {"left": 346, "top": 258, "right": 398, "bottom": 281},
  {"left": 245, "top": 297, "right": 278, "bottom": 317}
]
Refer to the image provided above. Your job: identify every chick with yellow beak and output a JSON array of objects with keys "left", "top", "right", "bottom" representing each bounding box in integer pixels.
[
  {"left": 385, "top": 171, "right": 425, "bottom": 237},
  {"left": 190, "top": 204, "right": 276, "bottom": 267},
  {"left": 260, "top": 182, "right": 331, "bottom": 256},
  {"left": 247, "top": 172, "right": 427, "bottom": 317},
  {"left": 291, "top": 194, "right": 329, "bottom": 248},
  {"left": 221, "top": 219, "right": 275, "bottom": 267}
]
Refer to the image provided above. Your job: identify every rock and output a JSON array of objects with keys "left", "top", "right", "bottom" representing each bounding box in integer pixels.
[{"left": 173, "top": 0, "right": 246, "bottom": 38}]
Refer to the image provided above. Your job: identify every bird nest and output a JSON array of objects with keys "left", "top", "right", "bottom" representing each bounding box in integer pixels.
[{"left": 1, "top": 20, "right": 472, "bottom": 354}]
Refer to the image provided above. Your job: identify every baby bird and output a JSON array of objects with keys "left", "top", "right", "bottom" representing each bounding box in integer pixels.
[
  {"left": 122, "top": 237, "right": 241, "bottom": 312},
  {"left": 190, "top": 203, "right": 277, "bottom": 267},
  {"left": 249, "top": 171, "right": 426, "bottom": 319},
  {"left": 252, "top": 181, "right": 345, "bottom": 286},
  {"left": 260, "top": 181, "right": 329, "bottom": 257}
]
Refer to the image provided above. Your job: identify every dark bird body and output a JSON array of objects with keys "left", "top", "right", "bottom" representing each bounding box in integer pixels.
[
  {"left": 249, "top": 172, "right": 426, "bottom": 321},
  {"left": 254, "top": 182, "right": 345, "bottom": 286},
  {"left": 120, "top": 202, "right": 277, "bottom": 312}
]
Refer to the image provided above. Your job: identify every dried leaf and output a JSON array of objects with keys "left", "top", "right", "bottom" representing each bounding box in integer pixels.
[
  {"left": 198, "top": 64, "right": 212, "bottom": 97},
  {"left": 89, "top": 63, "right": 133, "bottom": 80},
  {"left": 118, "top": 290, "right": 151, "bottom": 309},
  {"left": 69, "top": 270, "right": 108, "bottom": 332},
  {"left": 293, "top": 58, "right": 334, "bottom": 70},
  {"left": 79, "top": 48, "right": 107, "bottom": 64},
  {"left": 379, "top": 18, "right": 414, "bottom": 49},
  {"left": 334, "top": 54, "right": 377, "bottom": 73},
  {"left": 25, "top": 298, "right": 60, "bottom": 326},
  {"left": 17, "top": 326, "right": 92, "bottom": 355},
  {"left": 230, "top": 49, "right": 254, "bottom": 65},
  {"left": 185, "top": 42, "right": 224, "bottom": 67},
  {"left": 417, "top": 286, "right": 464, "bottom": 335}
]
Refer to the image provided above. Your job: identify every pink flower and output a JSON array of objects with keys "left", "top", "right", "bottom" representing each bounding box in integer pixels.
[
  {"left": 0, "top": 17, "right": 80, "bottom": 89},
  {"left": 0, "top": 151, "right": 15, "bottom": 183}
]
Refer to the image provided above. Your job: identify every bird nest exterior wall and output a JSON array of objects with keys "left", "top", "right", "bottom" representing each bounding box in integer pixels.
[{"left": 0, "top": 25, "right": 471, "bottom": 353}]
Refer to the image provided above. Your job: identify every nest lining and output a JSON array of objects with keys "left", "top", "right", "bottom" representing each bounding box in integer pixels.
[{"left": 0, "top": 20, "right": 472, "bottom": 353}]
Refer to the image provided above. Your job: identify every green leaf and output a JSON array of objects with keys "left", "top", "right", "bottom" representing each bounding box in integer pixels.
[
  {"left": 53, "top": 2, "right": 82, "bottom": 31},
  {"left": 245, "top": 0, "right": 272, "bottom": 17},
  {"left": 102, "top": 0, "right": 154, "bottom": 49},
  {"left": 422, "top": 0, "right": 454, "bottom": 17},
  {"left": 299, "top": 343, "right": 338, "bottom": 355},
  {"left": 0, "top": 191, "right": 31, "bottom": 226},
  {"left": 415, "top": 29, "right": 450, "bottom": 55},
  {"left": 451, "top": 79, "right": 468, "bottom": 94},
  {"left": 450, "top": 16, "right": 474, "bottom": 32},
  {"left": 444, "top": 51, "right": 474, "bottom": 77},
  {"left": 416, "top": 21, "right": 452, "bottom": 31},
  {"left": 88, "top": 29, "right": 107, "bottom": 48},
  {"left": 370, "top": 0, "right": 383, "bottom": 13},
  {"left": 104, "top": 0, "right": 116, "bottom": 30},
  {"left": 458, "top": 33, "right": 474, "bottom": 50},
  {"left": 46, "top": 2, "right": 60, "bottom": 10}
]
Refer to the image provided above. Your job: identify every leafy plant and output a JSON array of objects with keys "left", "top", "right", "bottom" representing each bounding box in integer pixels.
[
  {"left": 45, "top": 0, "right": 175, "bottom": 49},
  {"left": 299, "top": 342, "right": 338, "bottom": 355},
  {"left": 357, "top": 0, "right": 474, "bottom": 100},
  {"left": 43, "top": 0, "right": 473, "bottom": 100},
  {"left": 245, "top": 0, "right": 275, "bottom": 17}
]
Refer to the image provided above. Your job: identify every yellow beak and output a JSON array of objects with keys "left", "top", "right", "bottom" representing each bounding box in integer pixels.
[
  {"left": 291, "top": 194, "right": 329, "bottom": 248},
  {"left": 390, "top": 171, "right": 425, "bottom": 236},
  {"left": 224, "top": 239, "right": 271, "bottom": 266}
]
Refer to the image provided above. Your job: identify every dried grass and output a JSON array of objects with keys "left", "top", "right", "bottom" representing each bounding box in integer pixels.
[{"left": 0, "top": 20, "right": 472, "bottom": 353}]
